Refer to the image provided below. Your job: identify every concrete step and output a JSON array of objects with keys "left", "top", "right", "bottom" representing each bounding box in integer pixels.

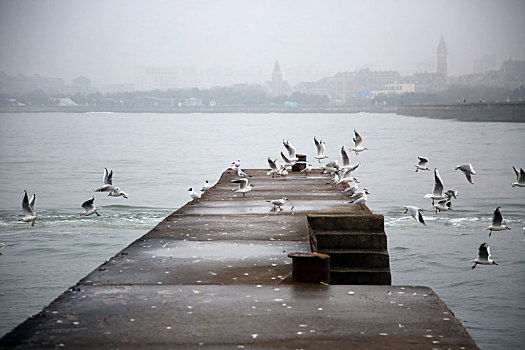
[
  {"left": 307, "top": 214, "right": 384, "bottom": 232},
  {"left": 312, "top": 230, "right": 387, "bottom": 250},
  {"left": 330, "top": 267, "right": 392, "bottom": 285},
  {"left": 318, "top": 249, "right": 390, "bottom": 268}
]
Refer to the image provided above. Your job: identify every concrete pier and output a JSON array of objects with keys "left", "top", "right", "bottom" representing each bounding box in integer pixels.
[{"left": 0, "top": 169, "right": 479, "bottom": 349}]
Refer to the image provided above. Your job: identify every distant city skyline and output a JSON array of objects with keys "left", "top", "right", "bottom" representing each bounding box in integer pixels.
[{"left": 1, "top": 0, "right": 524, "bottom": 87}]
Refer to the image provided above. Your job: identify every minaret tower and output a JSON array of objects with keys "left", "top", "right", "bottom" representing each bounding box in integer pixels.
[
  {"left": 436, "top": 35, "right": 447, "bottom": 78},
  {"left": 271, "top": 60, "right": 282, "bottom": 96}
]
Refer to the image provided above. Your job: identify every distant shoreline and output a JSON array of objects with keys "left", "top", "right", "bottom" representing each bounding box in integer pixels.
[{"left": 1, "top": 102, "right": 524, "bottom": 122}]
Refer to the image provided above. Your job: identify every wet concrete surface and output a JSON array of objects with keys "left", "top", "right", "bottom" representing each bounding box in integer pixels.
[{"left": 0, "top": 168, "right": 478, "bottom": 349}]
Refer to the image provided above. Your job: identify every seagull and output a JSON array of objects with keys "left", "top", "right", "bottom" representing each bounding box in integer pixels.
[
  {"left": 326, "top": 172, "right": 340, "bottom": 188},
  {"left": 414, "top": 156, "right": 430, "bottom": 172},
  {"left": 280, "top": 151, "right": 295, "bottom": 168},
  {"left": 320, "top": 160, "right": 339, "bottom": 174},
  {"left": 342, "top": 182, "right": 359, "bottom": 195},
  {"left": 424, "top": 168, "right": 447, "bottom": 205},
  {"left": 486, "top": 207, "right": 511, "bottom": 237},
  {"left": 21, "top": 190, "right": 37, "bottom": 226},
  {"left": 278, "top": 165, "right": 289, "bottom": 179},
  {"left": 267, "top": 158, "right": 280, "bottom": 178},
  {"left": 340, "top": 146, "right": 360, "bottom": 172},
  {"left": 470, "top": 243, "right": 498, "bottom": 269},
  {"left": 201, "top": 180, "right": 211, "bottom": 195},
  {"left": 267, "top": 197, "right": 288, "bottom": 212},
  {"left": 434, "top": 199, "right": 452, "bottom": 212},
  {"left": 0, "top": 242, "right": 6, "bottom": 255},
  {"left": 235, "top": 167, "right": 252, "bottom": 178},
  {"left": 336, "top": 170, "right": 359, "bottom": 188},
  {"left": 313, "top": 136, "right": 328, "bottom": 162},
  {"left": 348, "top": 188, "right": 369, "bottom": 209},
  {"left": 188, "top": 187, "right": 201, "bottom": 202},
  {"left": 300, "top": 163, "right": 313, "bottom": 176},
  {"left": 455, "top": 163, "right": 476, "bottom": 184},
  {"left": 231, "top": 178, "right": 254, "bottom": 197},
  {"left": 283, "top": 140, "right": 298, "bottom": 163},
  {"left": 230, "top": 160, "right": 241, "bottom": 169},
  {"left": 81, "top": 197, "right": 100, "bottom": 216},
  {"left": 94, "top": 168, "right": 129, "bottom": 198},
  {"left": 444, "top": 189, "right": 458, "bottom": 200},
  {"left": 512, "top": 166, "right": 525, "bottom": 187},
  {"left": 403, "top": 206, "right": 426, "bottom": 226},
  {"left": 349, "top": 129, "right": 368, "bottom": 155}
]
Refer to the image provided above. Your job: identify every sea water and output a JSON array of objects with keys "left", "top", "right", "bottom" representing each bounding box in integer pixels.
[{"left": 0, "top": 112, "right": 524, "bottom": 349}]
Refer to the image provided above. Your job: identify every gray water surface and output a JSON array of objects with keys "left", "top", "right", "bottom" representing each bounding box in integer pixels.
[{"left": 0, "top": 112, "right": 524, "bottom": 349}]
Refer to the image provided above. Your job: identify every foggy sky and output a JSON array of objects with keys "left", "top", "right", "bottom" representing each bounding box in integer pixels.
[{"left": 1, "top": 0, "right": 524, "bottom": 85}]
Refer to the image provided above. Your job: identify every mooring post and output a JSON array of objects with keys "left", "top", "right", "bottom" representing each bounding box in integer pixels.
[{"left": 287, "top": 252, "right": 330, "bottom": 284}]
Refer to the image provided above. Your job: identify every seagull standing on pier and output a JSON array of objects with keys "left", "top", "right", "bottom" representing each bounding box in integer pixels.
[
  {"left": 403, "top": 206, "right": 426, "bottom": 226},
  {"left": 201, "top": 180, "right": 211, "bottom": 195},
  {"left": 486, "top": 207, "right": 511, "bottom": 237},
  {"left": 231, "top": 178, "right": 254, "bottom": 197},
  {"left": 512, "top": 166, "right": 525, "bottom": 187},
  {"left": 470, "top": 243, "right": 498, "bottom": 269},
  {"left": 455, "top": 163, "right": 476, "bottom": 184},
  {"left": 414, "top": 156, "right": 430, "bottom": 172},
  {"left": 300, "top": 163, "right": 313, "bottom": 176},
  {"left": 267, "top": 197, "right": 288, "bottom": 213},
  {"left": 21, "top": 191, "right": 37, "bottom": 226},
  {"left": 188, "top": 188, "right": 201, "bottom": 202},
  {"left": 314, "top": 137, "right": 328, "bottom": 163},
  {"left": 349, "top": 129, "right": 368, "bottom": 155},
  {"left": 348, "top": 189, "right": 370, "bottom": 209},
  {"left": 81, "top": 197, "right": 100, "bottom": 216}
]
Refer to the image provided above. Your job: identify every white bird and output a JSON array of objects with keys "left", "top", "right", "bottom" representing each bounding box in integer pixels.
[
  {"left": 267, "top": 158, "right": 280, "bottom": 178},
  {"left": 231, "top": 160, "right": 241, "bottom": 169},
  {"left": 444, "top": 189, "right": 458, "bottom": 200},
  {"left": 94, "top": 168, "right": 129, "bottom": 198},
  {"left": 349, "top": 129, "right": 368, "bottom": 155},
  {"left": 278, "top": 165, "right": 289, "bottom": 179},
  {"left": 470, "top": 243, "right": 498, "bottom": 269},
  {"left": 486, "top": 207, "right": 511, "bottom": 237},
  {"left": 414, "top": 156, "right": 430, "bottom": 172},
  {"left": 0, "top": 242, "right": 6, "bottom": 255},
  {"left": 434, "top": 199, "right": 452, "bottom": 212},
  {"left": 313, "top": 137, "right": 328, "bottom": 162},
  {"left": 348, "top": 188, "right": 369, "bottom": 209},
  {"left": 267, "top": 197, "right": 288, "bottom": 212},
  {"left": 342, "top": 182, "right": 359, "bottom": 195},
  {"left": 283, "top": 140, "right": 298, "bottom": 163},
  {"left": 81, "top": 197, "right": 100, "bottom": 216},
  {"left": 512, "top": 166, "right": 525, "bottom": 187},
  {"left": 320, "top": 160, "right": 339, "bottom": 174},
  {"left": 455, "top": 163, "right": 476, "bottom": 184},
  {"left": 403, "top": 206, "right": 426, "bottom": 226},
  {"left": 21, "top": 190, "right": 37, "bottom": 226},
  {"left": 424, "top": 168, "right": 447, "bottom": 205},
  {"left": 231, "top": 178, "right": 254, "bottom": 197},
  {"left": 188, "top": 187, "right": 201, "bottom": 202},
  {"left": 235, "top": 167, "right": 252, "bottom": 178},
  {"left": 201, "top": 180, "right": 211, "bottom": 195},
  {"left": 300, "top": 163, "right": 313, "bottom": 176},
  {"left": 340, "top": 146, "right": 360, "bottom": 172},
  {"left": 280, "top": 151, "right": 295, "bottom": 168},
  {"left": 336, "top": 170, "right": 359, "bottom": 187},
  {"left": 326, "top": 172, "right": 340, "bottom": 188}
]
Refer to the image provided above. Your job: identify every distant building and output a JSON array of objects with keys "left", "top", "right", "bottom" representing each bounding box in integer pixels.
[
  {"left": 184, "top": 97, "right": 203, "bottom": 107},
  {"left": 370, "top": 82, "right": 415, "bottom": 98},
  {"left": 436, "top": 35, "right": 447, "bottom": 78},
  {"left": 135, "top": 67, "right": 181, "bottom": 91},
  {"left": 473, "top": 55, "right": 497, "bottom": 74},
  {"left": 0, "top": 72, "right": 64, "bottom": 94},
  {"left": 68, "top": 76, "right": 92, "bottom": 94},
  {"left": 266, "top": 61, "right": 292, "bottom": 96}
]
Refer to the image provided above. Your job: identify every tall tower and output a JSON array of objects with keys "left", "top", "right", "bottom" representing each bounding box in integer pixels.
[
  {"left": 271, "top": 60, "right": 282, "bottom": 96},
  {"left": 436, "top": 35, "right": 447, "bottom": 78}
]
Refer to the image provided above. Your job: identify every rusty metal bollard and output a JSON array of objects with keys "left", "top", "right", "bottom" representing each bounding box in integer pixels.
[
  {"left": 287, "top": 252, "right": 330, "bottom": 284},
  {"left": 291, "top": 154, "right": 307, "bottom": 172}
]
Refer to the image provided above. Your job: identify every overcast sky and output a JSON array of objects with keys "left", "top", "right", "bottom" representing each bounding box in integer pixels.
[{"left": 1, "top": 0, "right": 524, "bottom": 85}]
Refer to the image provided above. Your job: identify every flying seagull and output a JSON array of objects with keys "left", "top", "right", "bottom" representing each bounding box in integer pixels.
[
  {"left": 486, "top": 206, "right": 511, "bottom": 237},
  {"left": 94, "top": 168, "right": 129, "bottom": 198},
  {"left": 403, "top": 206, "right": 426, "bottom": 226},
  {"left": 434, "top": 199, "right": 452, "bottom": 213},
  {"left": 349, "top": 129, "right": 368, "bottom": 155},
  {"left": 340, "top": 146, "right": 360, "bottom": 172},
  {"left": 414, "top": 156, "right": 430, "bottom": 172},
  {"left": 231, "top": 178, "right": 254, "bottom": 197},
  {"left": 267, "top": 158, "right": 280, "bottom": 178},
  {"left": 81, "top": 197, "right": 100, "bottom": 216},
  {"left": 21, "top": 190, "right": 37, "bottom": 226},
  {"left": 283, "top": 139, "right": 298, "bottom": 163},
  {"left": 424, "top": 168, "right": 447, "bottom": 205},
  {"left": 267, "top": 197, "right": 288, "bottom": 213},
  {"left": 455, "top": 163, "right": 476, "bottom": 184},
  {"left": 470, "top": 243, "right": 498, "bottom": 269},
  {"left": 0, "top": 243, "right": 7, "bottom": 255},
  {"left": 512, "top": 166, "right": 525, "bottom": 187},
  {"left": 313, "top": 136, "right": 328, "bottom": 162}
]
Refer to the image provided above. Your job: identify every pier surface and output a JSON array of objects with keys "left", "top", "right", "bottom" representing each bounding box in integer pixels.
[{"left": 0, "top": 169, "right": 478, "bottom": 349}]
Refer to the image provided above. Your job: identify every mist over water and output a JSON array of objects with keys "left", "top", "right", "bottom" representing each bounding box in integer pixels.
[{"left": 0, "top": 112, "right": 524, "bottom": 349}]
